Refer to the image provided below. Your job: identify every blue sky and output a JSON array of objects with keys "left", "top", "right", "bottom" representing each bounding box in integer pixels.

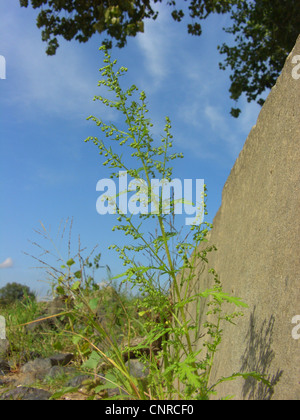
[{"left": 0, "top": 1, "right": 266, "bottom": 298}]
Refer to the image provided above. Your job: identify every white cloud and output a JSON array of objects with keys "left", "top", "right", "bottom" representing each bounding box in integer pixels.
[
  {"left": 175, "top": 102, "right": 245, "bottom": 161},
  {"left": 136, "top": 5, "right": 174, "bottom": 88},
  {"left": 7, "top": 40, "right": 98, "bottom": 119},
  {"left": 204, "top": 105, "right": 226, "bottom": 130},
  {"left": 0, "top": 258, "right": 13, "bottom": 269},
  {"left": 0, "top": 5, "right": 117, "bottom": 122}
]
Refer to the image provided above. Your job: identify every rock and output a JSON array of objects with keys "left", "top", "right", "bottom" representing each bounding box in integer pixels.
[
  {"left": 65, "top": 374, "right": 92, "bottom": 388},
  {"left": 125, "top": 359, "right": 149, "bottom": 379},
  {"left": 16, "top": 372, "right": 37, "bottom": 386},
  {"left": 94, "top": 287, "right": 119, "bottom": 329},
  {"left": 46, "top": 296, "right": 69, "bottom": 317},
  {"left": 0, "top": 339, "right": 9, "bottom": 358},
  {"left": 25, "top": 316, "right": 54, "bottom": 332},
  {"left": 0, "top": 379, "right": 8, "bottom": 386},
  {"left": 0, "top": 342, "right": 153, "bottom": 399},
  {"left": 49, "top": 353, "right": 74, "bottom": 367},
  {"left": 18, "top": 353, "right": 74, "bottom": 385},
  {"left": 21, "top": 358, "right": 52, "bottom": 375},
  {"left": 25, "top": 296, "right": 72, "bottom": 333},
  {"left": 122, "top": 336, "right": 162, "bottom": 361},
  {"left": 22, "top": 351, "right": 41, "bottom": 363},
  {"left": 47, "top": 366, "right": 66, "bottom": 379},
  {"left": 0, "top": 386, "right": 52, "bottom": 400},
  {"left": 36, "top": 296, "right": 73, "bottom": 329},
  {"left": 48, "top": 366, "right": 79, "bottom": 379},
  {"left": 0, "top": 360, "right": 10, "bottom": 376},
  {"left": 20, "top": 358, "right": 53, "bottom": 382}
]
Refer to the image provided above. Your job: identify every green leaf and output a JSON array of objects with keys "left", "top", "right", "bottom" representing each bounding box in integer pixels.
[
  {"left": 198, "top": 289, "right": 248, "bottom": 308},
  {"left": 56, "top": 286, "right": 65, "bottom": 295},
  {"left": 72, "top": 335, "right": 82, "bottom": 346},
  {"left": 177, "top": 359, "right": 200, "bottom": 389},
  {"left": 89, "top": 297, "right": 100, "bottom": 312},
  {"left": 94, "top": 380, "right": 119, "bottom": 393},
  {"left": 50, "top": 386, "right": 79, "bottom": 400},
  {"left": 82, "top": 351, "right": 102, "bottom": 370},
  {"left": 53, "top": 341, "right": 63, "bottom": 351},
  {"left": 74, "top": 270, "right": 82, "bottom": 279},
  {"left": 71, "top": 281, "right": 81, "bottom": 291},
  {"left": 66, "top": 258, "right": 75, "bottom": 267}
]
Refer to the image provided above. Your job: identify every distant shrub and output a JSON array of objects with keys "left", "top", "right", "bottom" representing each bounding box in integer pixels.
[{"left": 0, "top": 282, "right": 36, "bottom": 306}]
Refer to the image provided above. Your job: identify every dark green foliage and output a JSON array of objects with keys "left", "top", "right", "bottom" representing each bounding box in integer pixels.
[
  {"left": 19, "top": 0, "right": 161, "bottom": 55},
  {"left": 19, "top": 0, "right": 300, "bottom": 116},
  {"left": 0, "top": 282, "right": 36, "bottom": 306},
  {"left": 217, "top": 0, "right": 300, "bottom": 116}
]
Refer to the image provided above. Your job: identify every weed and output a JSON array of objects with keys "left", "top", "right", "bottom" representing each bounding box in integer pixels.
[{"left": 84, "top": 46, "right": 272, "bottom": 399}]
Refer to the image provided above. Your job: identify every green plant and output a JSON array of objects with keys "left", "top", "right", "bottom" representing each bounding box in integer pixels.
[
  {"left": 81, "top": 46, "right": 272, "bottom": 399},
  {"left": 0, "top": 297, "right": 51, "bottom": 368},
  {"left": 26, "top": 218, "right": 147, "bottom": 398}
]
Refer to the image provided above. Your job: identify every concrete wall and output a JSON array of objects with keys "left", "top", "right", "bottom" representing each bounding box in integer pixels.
[{"left": 189, "top": 35, "right": 300, "bottom": 400}]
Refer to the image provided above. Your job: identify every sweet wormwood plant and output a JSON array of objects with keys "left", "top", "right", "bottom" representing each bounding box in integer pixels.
[{"left": 84, "top": 46, "right": 272, "bottom": 400}]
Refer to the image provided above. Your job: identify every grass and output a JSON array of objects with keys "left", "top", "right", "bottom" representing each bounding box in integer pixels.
[{"left": 0, "top": 283, "right": 154, "bottom": 400}]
